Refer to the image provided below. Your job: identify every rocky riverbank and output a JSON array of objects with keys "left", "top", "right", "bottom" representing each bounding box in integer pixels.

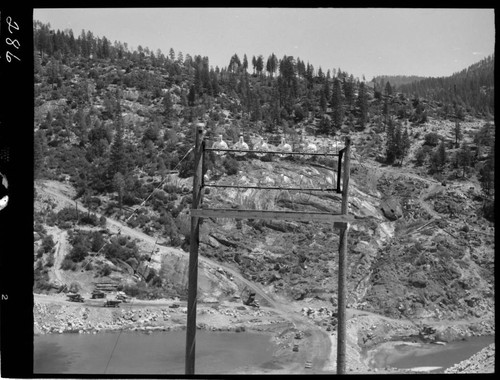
[
  {"left": 34, "top": 293, "right": 494, "bottom": 374},
  {"left": 33, "top": 294, "right": 289, "bottom": 336},
  {"left": 445, "top": 343, "right": 495, "bottom": 373}
]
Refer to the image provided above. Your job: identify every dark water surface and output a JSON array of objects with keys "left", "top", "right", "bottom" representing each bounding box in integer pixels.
[
  {"left": 369, "top": 335, "right": 495, "bottom": 372},
  {"left": 34, "top": 330, "right": 276, "bottom": 374}
]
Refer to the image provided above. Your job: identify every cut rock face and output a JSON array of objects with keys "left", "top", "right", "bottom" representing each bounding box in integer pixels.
[{"left": 380, "top": 197, "right": 403, "bottom": 221}]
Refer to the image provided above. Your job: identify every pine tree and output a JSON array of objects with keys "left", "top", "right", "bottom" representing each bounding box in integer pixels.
[
  {"left": 393, "top": 123, "right": 403, "bottom": 164},
  {"left": 331, "top": 79, "right": 344, "bottom": 129},
  {"left": 479, "top": 162, "right": 494, "bottom": 196},
  {"left": 357, "top": 82, "right": 368, "bottom": 127},
  {"left": 385, "top": 81, "right": 393, "bottom": 96},
  {"left": 343, "top": 76, "right": 355, "bottom": 107},
  {"left": 188, "top": 85, "right": 196, "bottom": 106},
  {"left": 110, "top": 119, "right": 127, "bottom": 176},
  {"left": 456, "top": 142, "right": 472, "bottom": 178},
  {"left": 320, "top": 91, "right": 327, "bottom": 112},
  {"left": 317, "top": 115, "right": 333, "bottom": 136},
  {"left": 401, "top": 128, "right": 411, "bottom": 165},
  {"left": 113, "top": 172, "right": 125, "bottom": 209},
  {"left": 34, "top": 130, "right": 47, "bottom": 178},
  {"left": 454, "top": 120, "right": 463, "bottom": 148},
  {"left": 163, "top": 92, "right": 173, "bottom": 118},
  {"left": 385, "top": 118, "right": 396, "bottom": 164},
  {"left": 229, "top": 53, "right": 241, "bottom": 72},
  {"left": 322, "top": 79, "right": 330, "bottom": 104},
  {"left": 383, "top": 98, "right": 390, "bottom": 123},
  {"left": 437, "top": 140, "right": 447, "bottom": 169},
  {"left": 256, "top": 55, "right": 264, "bottom": 76},
  {"left": 243, "top": 54, "right": 248, "bottom": 71},
  {"left": 266, "top": 53, "right": 278, "bottom": 78},
  {"left": 430, "top": 141, "right": 447, "bottom": 173},
  {"left": 210, "top": 69, "right": 220, "bottom": 96}
]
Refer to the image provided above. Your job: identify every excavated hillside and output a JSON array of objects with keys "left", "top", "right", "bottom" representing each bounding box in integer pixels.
[
  {"left": 184, "top": 147, "right": 494, "bottom": 323},
  {"left": 35, "top": 116, "right": 495, "bottom": 322}
]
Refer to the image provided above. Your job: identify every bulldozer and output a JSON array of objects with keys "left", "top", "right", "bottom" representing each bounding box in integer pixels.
[
  {"left": 399, "top": 308, "right": 437, "bottom": 342},
  {"left": 241, "top": 288, "right": 259, "bottom": 308},
  {"left": 91, "top": 289, "right": 106, "bottom": 299},
  {"left": 67, "top": 293, "right": 84, "bottom": 303}
]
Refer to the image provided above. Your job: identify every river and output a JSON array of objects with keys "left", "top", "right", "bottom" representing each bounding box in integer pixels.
[
  {"left": 34, "top": 330, "right": 276, "bottom": 374},
  {"left": 365, "top": 335, "right": 495, "bottom": 373}
]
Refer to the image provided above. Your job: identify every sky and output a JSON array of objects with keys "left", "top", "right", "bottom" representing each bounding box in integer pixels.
[{"left": 33, "top": 8, "right": 495, "bottom": 81}]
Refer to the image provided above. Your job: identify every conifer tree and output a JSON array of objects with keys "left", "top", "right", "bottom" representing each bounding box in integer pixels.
[
  {"left": 401, "top": 128, "right": 411, "bottom": 165},
  {"left": 110, "top": 116, "right": 127, "bottom": 177},
  {"left": 113, "top": 172, "right": 125, "bottom": 209},
  {"left": 163, "top": 92, "right": 173, "bottom": 119},
  {"left": 34, "top": 131, "right": 47, "bottom": 178},
  {"left": 385, "top": 81, "right": 393, "bottom": 96},
  {"left": 331, "top": 79, "right": 344, "bottom": 128},
  {"left": 243, "top": 54, "right": 248, "bottom": 71},
  {"left": 430, "top": 141, "right": 447, "bottom": 173},
  {"left": 357, "top": 82, "right": 368, "bottom": 127},
  {"left": 454, "top": 120, "right": 463, "bottom": 148},
  {"left": 320, "top": 91, "right": 327, "bottom": 112},
  {"left": 456, "top": 142, "right": 472, "bottom": 178},
  {"left": 385, "top": 118, "right": 396, "bottom": 164},
  {"left": 256, "top": 55, "right": 264, "bottom": 76}
]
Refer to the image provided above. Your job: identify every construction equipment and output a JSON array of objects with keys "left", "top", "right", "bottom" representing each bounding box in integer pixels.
[
  {"left": 67, "top": 293, "right": 84, "bottom": 303},
  {"left": 399, "top": 308, "right": 437, "bottom": 341},
  {"left": 104, "top": 299, "right": 121, "bottom": 308},
  {"left": 93, "top": 282, "right": 119, "bottom": 292},
  {"left": 419, "top": 325, "right": 437, "bottom": 341},
  {"left": 116, "top": 291, "right": 129, "bottom": 303},
  {"left": 91, "top": 289, "right": 106, "bottom": 299},
  {"left": 243, "top": 291, "right": 259, "bottom": 308}
]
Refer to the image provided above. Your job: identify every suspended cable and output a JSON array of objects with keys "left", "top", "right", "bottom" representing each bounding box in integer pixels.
[
  {"left": 81, "top": 146, "right": 194, "bottom": 269},
  {"left": 94, "top": 145, "right": 195, "bottom": 374}
]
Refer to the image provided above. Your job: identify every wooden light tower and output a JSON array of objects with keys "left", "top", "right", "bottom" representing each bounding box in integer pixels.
[{"left": 185, "top": 124, "right": 352, "bottom": 374}]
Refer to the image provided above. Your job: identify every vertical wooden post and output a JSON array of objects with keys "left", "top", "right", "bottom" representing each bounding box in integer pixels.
[
  {"left": 337, "top": 137, "right": 351, "bottom": 374},
  {"left": 185, "top": 124, "right": 204, "bottom": 375}
]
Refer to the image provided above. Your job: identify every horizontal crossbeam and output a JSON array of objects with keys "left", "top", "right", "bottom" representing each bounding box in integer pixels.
[
  {"left": 204, "top": 148, "right": 340, "bottom": 157},
  {"left": 190, "top": 208, "right": 354, "bottom": 225},
  {"left": 203, "top": 183, "right": 341, "bottom": 193}
]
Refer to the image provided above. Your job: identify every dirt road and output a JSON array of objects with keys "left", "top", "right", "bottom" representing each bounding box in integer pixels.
[{"left": 46, "top": 226, "right": 67, "bottom": 287}]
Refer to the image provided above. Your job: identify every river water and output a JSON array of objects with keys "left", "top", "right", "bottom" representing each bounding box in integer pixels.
[
  {"left": 34, "top": 330, "right": 276, "bottom": 374},
  {"left": 365, "top": 335, "right": 495, "bottom": 373}
]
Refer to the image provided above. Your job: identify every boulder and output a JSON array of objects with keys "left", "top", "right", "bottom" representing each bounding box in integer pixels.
[{"left": 380, "top": 197, "right": 403, "bottom": 220}]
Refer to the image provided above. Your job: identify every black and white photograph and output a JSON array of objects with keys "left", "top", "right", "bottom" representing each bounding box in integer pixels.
[{"left": 2, "top": 7, "right": 496, "bottom": 377}]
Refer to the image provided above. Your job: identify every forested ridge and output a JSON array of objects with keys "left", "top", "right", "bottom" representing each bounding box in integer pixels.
[{"left": 389, "top": 55, "right": 494, "bottom": 117}]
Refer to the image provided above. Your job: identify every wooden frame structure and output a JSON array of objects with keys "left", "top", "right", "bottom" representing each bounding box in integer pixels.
[{"left": 185, "top": 125, "right": 351, "bottom": 374}]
